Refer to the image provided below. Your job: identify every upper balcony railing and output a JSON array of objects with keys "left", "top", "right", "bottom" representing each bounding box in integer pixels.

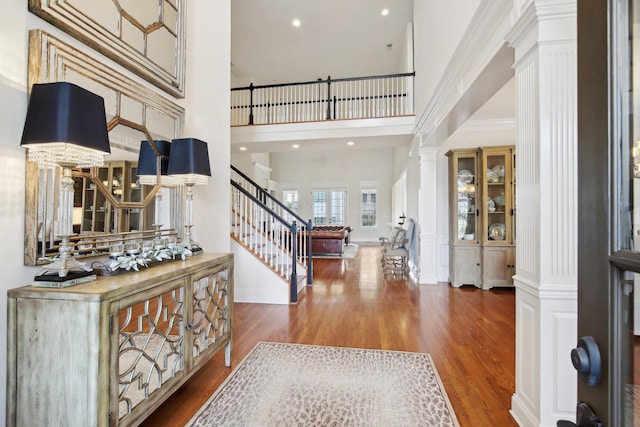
[{"left": 230, "top": 72, "right": 415, "bottom": 126}]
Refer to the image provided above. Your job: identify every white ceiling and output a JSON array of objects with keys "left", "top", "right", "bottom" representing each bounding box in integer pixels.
[{"left": 231, "top": 0, "right": 414, "bottom": 86}]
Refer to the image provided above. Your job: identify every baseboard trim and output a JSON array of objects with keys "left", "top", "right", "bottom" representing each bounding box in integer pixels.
[{"left": 510, "top": 393, "right": 539, "bottom": 427}]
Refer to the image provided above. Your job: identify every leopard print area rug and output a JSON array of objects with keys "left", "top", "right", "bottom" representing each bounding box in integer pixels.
[{"left": 187, "top": 342, "right": 460, "bottom": 427}]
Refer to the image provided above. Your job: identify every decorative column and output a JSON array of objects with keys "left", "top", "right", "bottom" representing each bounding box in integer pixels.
[
  {"left": 506, "top": 1, "right": 578, "bottom": 426},
  {"left": 418, "top": 146, "right": 439, "bottom": 284}
]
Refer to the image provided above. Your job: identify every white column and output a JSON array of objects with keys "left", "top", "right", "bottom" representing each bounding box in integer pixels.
[
  {"left": 418, "top": 146, "right": 439, "bottom": 284},
  {"left": 506, "top": 1, "right": 578, "bottom": 426}
]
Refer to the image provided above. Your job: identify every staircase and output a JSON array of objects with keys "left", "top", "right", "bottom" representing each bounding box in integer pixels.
[{"left": 230, "top": 166, "right": 313, "bottom": 304}]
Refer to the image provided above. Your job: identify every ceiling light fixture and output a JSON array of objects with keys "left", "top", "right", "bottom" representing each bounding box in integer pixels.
[
  {"left": 347, "top": 141, "right": 355, "bottom": 146},
  {"left": 292, "top": 19, "right": 301, "bottom": 27},
  {"left": 292, "top": 144, "right": 300, "bottom": 149},
  {"left": 381, "top": 8, "right": 389, "bottom": 16},
  {"left": 239, "top": 146, "right": 247, "bottom": 151}
]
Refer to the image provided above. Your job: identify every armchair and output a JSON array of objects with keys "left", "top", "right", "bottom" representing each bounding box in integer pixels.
[{"left": 379, "top": 218, "right": 414, "bottom": 274}]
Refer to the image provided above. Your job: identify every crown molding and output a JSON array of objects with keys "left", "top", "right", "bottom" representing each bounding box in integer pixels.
[
  {"left": 458, "top": 118, "right": 516, "bottom": 133},
  {"left": 253, "top": 162, "right": 272, "bottom": 173},
  {"left": 414, "top": 0, "right": 513, "bottom": 138}
]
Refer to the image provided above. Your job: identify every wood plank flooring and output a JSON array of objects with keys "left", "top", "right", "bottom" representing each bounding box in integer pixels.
[{"left": 142, "top": 244, "right": 517, "bottom": 427}]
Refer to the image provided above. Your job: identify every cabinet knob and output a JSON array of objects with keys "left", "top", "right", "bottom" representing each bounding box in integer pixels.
[{"left": 185, "top": 322, "right": 194, "bottom": 330}]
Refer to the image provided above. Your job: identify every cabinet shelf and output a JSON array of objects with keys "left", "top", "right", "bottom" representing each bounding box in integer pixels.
[{"left": 76, "top": 161, "right": 154, "bottom": 234}]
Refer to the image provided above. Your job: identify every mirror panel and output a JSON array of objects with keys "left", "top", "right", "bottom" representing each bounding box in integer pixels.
[
  {"left": 29, "top": 0, "right": 186, "bottom": 96},
  {"left": 25, "top": 30, "right": 185, "bottom": 265}
]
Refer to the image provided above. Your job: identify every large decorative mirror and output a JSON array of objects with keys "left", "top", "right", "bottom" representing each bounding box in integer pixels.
[
  {"left": 29, "top": 0, "right": 187, "bottom": 97},
  {"left": 24, "top": 30, "right": 185, "bottom": 265}
]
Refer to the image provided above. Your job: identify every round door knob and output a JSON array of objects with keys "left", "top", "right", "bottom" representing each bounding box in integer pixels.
[
  {"left": 570, "top": 336, "right": 601, "bottom": 386},
  {"left": 571, "top": 347, "right": 589, "bottom": 373}
]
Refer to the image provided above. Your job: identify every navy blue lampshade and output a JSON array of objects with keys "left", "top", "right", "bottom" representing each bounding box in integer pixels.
[
  {"left": 20, "top": 82, "right": 110, "bottom": 167},
  {"left": 137, "top": 140, "right": 171, "bottom": 184},
  {"left": 167, "top": 138, "right": 211, "bottom": 185}
]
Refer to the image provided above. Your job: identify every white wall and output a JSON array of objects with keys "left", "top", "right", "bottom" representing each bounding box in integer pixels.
[
  {"left": 413, "top": 0, "right": 481, "bottom": 117},
  {"left": 270, "top": 147, "right": 394, "bottom": 242},
  {"left": 183, "top": 1, "right": 231, "bottom": 254},
  {"left": 231, "top": 152, "right": 255, "bottom": 176},
  {"left": 1, "top": 3, "right": 55, "bottom": 422},
  {"left": 0, "top": 1, "right": 230, "bottom": 421}
]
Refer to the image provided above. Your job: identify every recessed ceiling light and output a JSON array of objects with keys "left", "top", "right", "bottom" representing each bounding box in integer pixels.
[
  {"left": 292, "top": 144, "right": 300, "bottom": 149},
  {"left": 292, "top": 19, "right": 301, "bottom": 27},
  {"left": 381, "top": 9, "right": 389, "bottom": 16},
  {"left": 239, "top": 146, "right": 247, "bottom": 151},
  {"left": 347, "top": 141, "right": 355, "bottom": 146}
]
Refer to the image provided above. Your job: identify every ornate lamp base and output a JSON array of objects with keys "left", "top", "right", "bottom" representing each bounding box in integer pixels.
[{"left": 40, "top": 235, "right": 92, "bottom": 277}]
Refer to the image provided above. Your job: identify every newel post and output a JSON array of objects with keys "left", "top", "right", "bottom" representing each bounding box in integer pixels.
[
  {"left": 325, "top": 76, "right": 332, "bottom": 120},
  {"left": 307, "top": 219, "right": 313, "bottom": 284},
  {"left": 290, "top": 221, "right": 298, "bottom": 303},
  {"left": 248, "top": 83, "right": 254, "bottom": 125}
]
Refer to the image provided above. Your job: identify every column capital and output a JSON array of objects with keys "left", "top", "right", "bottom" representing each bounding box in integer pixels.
[
  {"left": 418, "top": 147, "right": 438, "bottom": 163},
  {"left": 507, "top": 0, "right": 576, "bottom": 61}
]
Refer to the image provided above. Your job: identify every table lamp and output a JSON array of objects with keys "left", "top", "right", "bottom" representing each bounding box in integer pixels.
[
  {"left": 21, "top": 82, "right": 110, "bottom": 277},
  {"left": 137, "top": 140, "right": 172, "bottom": 231},
  {"left": 167, "top": 138, "right": 211, "bottom": 250}
]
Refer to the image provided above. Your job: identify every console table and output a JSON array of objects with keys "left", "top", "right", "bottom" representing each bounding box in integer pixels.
[{"left": 6, "top": 252, "right": 233, "bottom": 427}]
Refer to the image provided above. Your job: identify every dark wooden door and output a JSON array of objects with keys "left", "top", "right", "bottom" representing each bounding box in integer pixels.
[{"left": 571, "top": 0, "right": 639, "bottom": 425}]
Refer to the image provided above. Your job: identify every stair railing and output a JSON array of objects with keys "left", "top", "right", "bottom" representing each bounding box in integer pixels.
[
  {"left": 231, "top": 181, "right": 308, "bottom": 303},
  {"left": 231, "top": 72, "right": 415, "bottom": 126},
  {"left": 231, "top": 165, "right": 313, "bottom": 283}
]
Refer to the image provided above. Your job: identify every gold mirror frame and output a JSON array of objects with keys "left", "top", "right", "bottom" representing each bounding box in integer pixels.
[
  {"left": 29, "top": 0, "right": 187, "bottom": 97},
  {"left": 24, "top": 30, "right": 185, "bottom": 265}
]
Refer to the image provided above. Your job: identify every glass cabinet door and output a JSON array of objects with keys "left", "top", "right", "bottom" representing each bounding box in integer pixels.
[
  {"left": 511, "top": 149, "right": 516, "bottom": 242},
  {"left": 447, "top": 149, "right": 479, "bottom": 243},
  {"left": 481, "top": 147, "right": 513, "bottom": 245}
]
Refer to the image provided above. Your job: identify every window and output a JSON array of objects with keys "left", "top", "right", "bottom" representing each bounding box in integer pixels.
[
  {"left": 312, "top": 189, "right": 346, "bottom": 225},
  {"left": 282, "top": 190, "right": 299, "bottom": 223},
  {"left": 282, "top": 190, "right": 298, "bottom": 213},
  {"left": 361, "top": 188, "right": 377, "bottom": 227}
]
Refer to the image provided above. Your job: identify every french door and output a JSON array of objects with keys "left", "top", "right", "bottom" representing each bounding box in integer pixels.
[
  {"left": 312, "top": 189, "right": 346, "bottom": 225},
  {"left": 573, "top": 1, "right": 639, "bottom": 425}
]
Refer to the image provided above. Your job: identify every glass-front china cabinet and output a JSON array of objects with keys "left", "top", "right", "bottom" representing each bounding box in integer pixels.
[{"left": 447, "top": 145, "right": 515, "bottom": 289}]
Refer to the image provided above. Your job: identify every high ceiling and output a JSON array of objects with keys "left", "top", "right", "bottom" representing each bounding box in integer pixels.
[
  {"left": 230, "top": 1, "right": 515, "bottom": 154},
  {"left": 231, "top": 0, "right": 414, "bottom": 86}
]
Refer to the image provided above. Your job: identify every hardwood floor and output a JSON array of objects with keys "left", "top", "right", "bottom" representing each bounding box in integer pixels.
[{"left": 142, "top": 244, "right": 518, "bottom": 427}]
